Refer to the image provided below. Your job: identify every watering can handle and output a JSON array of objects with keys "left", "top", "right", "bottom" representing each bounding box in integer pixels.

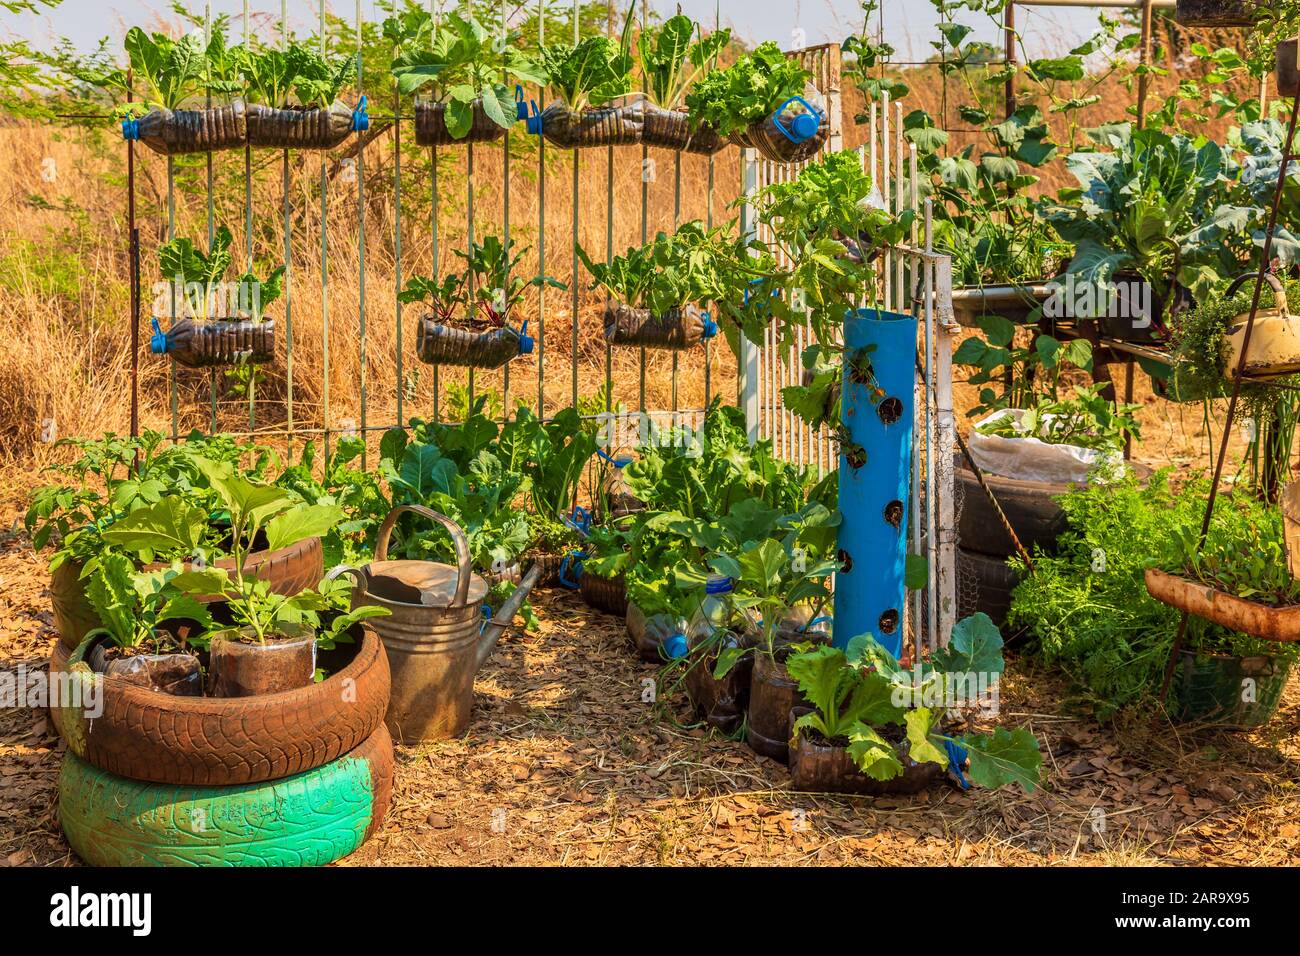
[
  {"left": 374, "top": 504, "right": 473, "bottom": 609},
  {"left": 1226, "top": 272, "right": 1287, "bottom": 314},
  {"left": 324, "top": 564, "right": 368, "bottom": 592}
]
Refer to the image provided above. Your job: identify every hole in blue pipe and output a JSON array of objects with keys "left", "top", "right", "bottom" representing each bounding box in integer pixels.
[
  {"left": 837, "top": 548, "right": 852, "bottom": 573},
  {"left": 878, "top": 609, "right": 899, "bottom": 635},
  {"left": 884, "top": 500, "right": 903, "bottom": 528},
  {"left": 877, "top": 397, "right": 903, "bottom": 425}
]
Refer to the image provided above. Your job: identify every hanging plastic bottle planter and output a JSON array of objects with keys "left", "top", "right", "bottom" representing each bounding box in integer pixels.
[
  {"left": 414, "top": 96, "right": 510, "bottom": 146},
  {"left": 1173, "top": 0, "right": 1256, "bottom": 27},
  {"left": 121, "top": 101, "right": 248, "bottom": 156},
  {"left": 246, "top": 96, "right": 367, "bottom": 150},
  {"left": 636, "top": 100, "right": 728, "bottom": 155},
  {"left": 603, "top": 302, "right": 718, "bottom": 351},
  {"left": 731, "top": 96, "right": 827, "bottom": 165},
  {"left": 414, "top": 316, "right": 534, "bottom": 369},
  {"left": 150, "top": 317, "right": 276, "bottom": 369},
  {"left": 531, "top": 99, "right": 644, "bottom": 149},
  {"left": 593, "top": 448, "right": 645, "bottom": 522}
]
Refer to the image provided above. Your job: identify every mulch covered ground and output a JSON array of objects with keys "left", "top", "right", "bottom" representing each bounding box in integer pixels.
[{"left": 2, "top": 516, "right": 1298, "bottom": 867}]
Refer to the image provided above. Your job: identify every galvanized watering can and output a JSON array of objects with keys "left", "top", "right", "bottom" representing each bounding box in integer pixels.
[{"left": 328, "top": 505, "right": 541, "bottom": 743}]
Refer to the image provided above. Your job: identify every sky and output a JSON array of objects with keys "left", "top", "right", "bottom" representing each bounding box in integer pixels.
[{"left": 2, "top": 0, "right": 1107, "bottom": 59}]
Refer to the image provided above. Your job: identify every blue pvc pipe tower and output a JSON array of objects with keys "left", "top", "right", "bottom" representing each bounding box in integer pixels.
[{"left": 833, "top": 307, "right": 917, "bottom": 658}]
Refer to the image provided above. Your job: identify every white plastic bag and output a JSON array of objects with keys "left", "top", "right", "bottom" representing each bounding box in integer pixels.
[{"left": 967, "top": 409, "right": 1123, "bottom": 484}]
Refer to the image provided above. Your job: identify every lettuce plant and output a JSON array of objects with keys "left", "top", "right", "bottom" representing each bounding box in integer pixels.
[
  {"left": 539, "top": 13, "right": 635, "bottom": 112},
  {"left": 638, "top": 14, "right": 728, "bottom": 111},
  {"left": 683, "top": 40, "right": 810, "bottom": 136}
]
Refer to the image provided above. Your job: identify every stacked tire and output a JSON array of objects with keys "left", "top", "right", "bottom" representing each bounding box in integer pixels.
[
  {"left": 52, "top": 627, "right": 393, "bottom": 867},
  {"left": 954, "top": 454, "right": 1070, "bottom": 632}
]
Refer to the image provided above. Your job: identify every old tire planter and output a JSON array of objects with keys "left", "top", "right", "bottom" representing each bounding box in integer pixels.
[
  {"left": 52, "top": 625, "right": 389, "bottom": 786},
  {"left": 51, "top": 535, "right": 324, "bottom": 650},
  {"left": 957, "top": 548, "right": 1022, "bottom": 633},
  {"left": 955, "top": 454, "right": 1071, "bottom": 558},
  {"left": 59, "top": 724, "right": 393, "bottom": 867}
]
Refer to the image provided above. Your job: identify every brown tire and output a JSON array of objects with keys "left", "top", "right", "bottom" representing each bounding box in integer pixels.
[
  {"left": 957, "top": 547, "right": 1023, "bottom": 632},
  {"left": 52, "top": 624, "right": 390, "bottom": 787},
  {"left": 52, "top": 535, "right": 324, "bottom": 650},
  {"left": 956, "top": 454, "right": 1151, "bottom": 558}
]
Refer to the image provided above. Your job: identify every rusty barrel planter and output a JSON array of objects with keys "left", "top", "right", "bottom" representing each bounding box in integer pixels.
[
  {"left": 246, "top": 101, "right": 358, "bottom": 150},
  {"left": 414, "top": 100, "right": 509, "bottom": 146},
  {"left": 415, "top": 315, "right": 533, "bottom": 369},
  {"left": 788, "top": 709, "right": 947, "bottom": 794},
  {"left": 1145, "top": 568, "right": 1300, "bottom": 644},
  {"left": 604, "top": 302, "right": 717, "bottom": 351},
  {"left": 152, "top": 317, "right": 276, "bottom": 368},
  {"left": 333, "top": 505, "right": 541, "bottom": 744},
  {"left": 50, "top": 534, "right": 323, "bottom": 651},
  {"left": 122, "top": 102, "right": 248, "bottom": 155}
]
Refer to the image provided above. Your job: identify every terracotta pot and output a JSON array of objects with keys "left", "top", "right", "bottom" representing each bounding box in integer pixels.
[
  {"left": 207, "top": 628, "right": 317, "bottom": 698},
  {"left": 1145, "top": 568, "right": 1300, "bottom": 643}
]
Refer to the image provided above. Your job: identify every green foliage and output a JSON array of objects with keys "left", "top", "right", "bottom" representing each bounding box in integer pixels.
[
  {"left": 540, "top": 9, "right": 635, "bottom": 111},
  {"left": 123, "top": 26, "right": 208, "bottom": 112},
  {"left": 83, "top": 551, "right": 213, "bottom": 650},
  {"left": 684, "top": 40, "right": 810, "bottom": 136},
  {"left": 953, "top": 312, "right": 1095, "bottom": 417},
  {"left": 498, "top": 406, "right": 597, "bottom": 527},
  {"left": 235, "top": 40, "right": 354, "bottom": 109},
  {"left": 638, "top": 14, "right": 728, "bottom": 111},
  {"left": 457, "top": 235, "right": 565, "bottom": 322},
  {"left": 387, "top": 10, "right": 544, "bottom": 135},
  {"left": 1009, "top": 471, "right": 1300, "bottom": 718},
  {"left": 786, "top": 626, "right": 1042, "bottom": 791},
  {"left": 975, "top": 382, "right": 1143, "bottom": 453}
]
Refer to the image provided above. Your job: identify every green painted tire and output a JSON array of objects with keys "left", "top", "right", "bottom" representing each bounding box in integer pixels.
[{"left": 59, "top": 725, "right": 392, "bottom": 867}]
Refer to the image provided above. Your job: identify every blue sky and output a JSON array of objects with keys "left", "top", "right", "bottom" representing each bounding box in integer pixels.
[{"left": 3, "top": 0, "right": 1105, "bottom": 58}]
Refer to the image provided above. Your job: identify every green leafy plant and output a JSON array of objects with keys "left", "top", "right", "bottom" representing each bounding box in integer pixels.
[
  {"left": 397, "top": 271, "right": 469, "bottom": 321},
  {"left": 498, "top": 406, "right": 597, "bottom": 552},
  {"left": 289, "top": 44, "right": 355, "bottom": 108},
  {"left": 953, "top": 312, "right": 1095, "bottom": 418},
  {"left": 786, "top": 622, "right": 1042, "bottom": 791},
  {"left": 683, "top": 39, "right": 810, "bottom": 136},
  {"left": 122, "top": 27, "right": 208, "bottom": 113},
  {"left": 638, "top": 14, "right": 729, "bottom": 111},
  {"left": 975, "top": 382, "right": 1142, "bottom": 453},
  {"left": 457, "top": 235, "right": 564, "bottom": 324},
  {"left": 540, "top": 11, "right": 635, "bottom": 111},
  {"left": 159, "top": 226, "right": 284, "bottom": 323},
  {"left": 387, "top": 10, "right": 545, "bottom": 135},
  {"left": 83, "top": 551, "right": 212, "bottom": 651}
]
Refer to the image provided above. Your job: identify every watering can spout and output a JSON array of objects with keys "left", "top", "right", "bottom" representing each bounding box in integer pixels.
[{"left": 477, "top": 563, "right": 543, "bottom": 668}]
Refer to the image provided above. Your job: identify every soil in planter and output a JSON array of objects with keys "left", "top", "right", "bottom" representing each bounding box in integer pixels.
[
  {"left": 538, "top": 101, "right": 643, "bottom": 148},
  {"left": 132, "top": 102, "right": 248, "bottom": 155},
  {"left": 684, "top": 633, "right": 756, "bottom": 734},
  {"left": 788, "top": 716, "right": 946, "bottom": 794},
  {"left": 415, "top": 316, "right": 526, "bottom": 368},
  {"left": 89, "top": 642, "right": 203, "bottom": 696},
  {"left": 637, "top": 103, "right": 727, "bottom": 155},
  {"left": 413, "top": 101, "right": 509, "bottom": 146},
  {"left": 160, "top": 318, "right": 276, "bottom": 368},
  {"left": 604, "top": 303, "right": 710, "bottom": 351},
  {"left": 208, "top": 631, "right": 316, "bottom": 698},
  {"left": 246, "top": 102, "right": 354, "bottom": 150}
]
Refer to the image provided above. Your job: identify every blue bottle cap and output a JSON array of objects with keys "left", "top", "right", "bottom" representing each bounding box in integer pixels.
[
  {"left": 791, "top": 111, "right": 819, "bottom": 142},
  {"left": 121, "top": 117, "right": 140, "bottom": 141},
  {"left": 149, "top": 318, "right": 169, "bottom": 355},
  {"left": 664, "top": 633, "right": 688, "bottom": 659},
  {"left": 525, "top": 108, "right": 543, "bottom": 135},
  {"left": 351, "top": 95, "right": 369, "bottom": 131},
  {"left": 705, "top": 575, "right": 734, "bottom": 595},
  {"left": 515, "top": 85, "right": 528, "bottom": 120},
  {"left": 517, "top": 320, "right": 534, "bottom": 354},
  {"left": 701, "top": 315, "right": 718, "bottom": 339}
]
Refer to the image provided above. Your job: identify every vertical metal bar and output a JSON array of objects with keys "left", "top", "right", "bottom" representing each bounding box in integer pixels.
[
  {"left": 206, "top": 1, "right": 216, "bottom": 434},
  {"left": 672, "top": 150, "right": 681, "bottom": 425},
  {"left": 320, "top": 0, "right": 331, "bottom": 458},
  {"left": 282, "top": 0, "right": 294, "bottom": 455},
  {"left": 394, "top": 88, "right": 404, "bottom": 427},
  {"left": 570, "top": 151, "right": 580, "bottom": 410},
  {"left": 1004, "top": 2, "right": 1016, "bottom": 121},
  {"left": 128, "top": 63, "right": 139, "bottom": 440},
  {"left": 468, "top": 142, "right": 476, "bottom": 405},
  {"left": 431, "top": 142, "right": 440, "bottom": 422},
  {"left": 501, "top": 0, "right": 512, "bottom": 417},
  {"left": 244, "top": 0, "right": 254, "bottom": 432},
  {"left": 356, "top": 0, "right": 368, "bottom": 466},
  {"left": 536, "top": 0, "right": 547, "bottom": 416},
  {"left": 1136, "top": 0, "right": 1154, "bottom": 126},
  {"left": 168, "top": 156, "right": 177, "bottom": 442},
  {"left": 704, "top": 152, "right": 713, "bottom": 406},
  {"left": 606, "top": 143, "right": 614, "bottom": 420},
  {"left": 739, "top": 148, "right": 759, "bottom": 444}
]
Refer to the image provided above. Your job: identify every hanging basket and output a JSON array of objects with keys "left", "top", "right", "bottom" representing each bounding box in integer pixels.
[
  {"left": 604, "top": 302, "right": 717, "bottom": 351},
  {"left": 122, "top": 101, "right": 247, "bottom": 156},
  {"left": 1174, "top": 649, "right": 1291, "bottom": 727},
  {"left": 1278, "top": 39, "right": 1299, "bottom": 98},
  {"left": 414, "top": 315, "right": 534, "bottom": 369},
  {"left": 1145, "top": 568, "right": 1300, "bottom": 643},
  {"left": 246, "top": 100, "right": 360, "bottom": 150},
  {"left": 734, "top": 97, "right": 828, "bottom": 164},
  {"left": 537, "top": 101, "right": 642, "bottom": 149},
  {"left": 1223, "top": 272, "right": 1300, "bottom": 380},
  {"left": 638, "top": 103, "right": 727, "bottom": 155},
  {"left": 1174, "top": 0, "right": 1257, "bottom": 27},
  {"left": 150, "top": 317, "right": 275, "bottom": 368},
  {"left": 413, "top": 100, "right": 509, "bottom": 146}
]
